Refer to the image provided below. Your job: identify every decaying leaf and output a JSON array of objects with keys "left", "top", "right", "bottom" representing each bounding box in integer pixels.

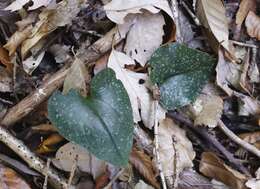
[
  {"left": 21, "top": 0, "right": 86, "bottom": 58},
  {"left": 192, "top": 93, "right": 223, "bottom": 128},
  {"left": 0, "top": 66, "right": 12, "bottom": 92},
  {"left": 196, "top": 0, "right": 231, "bottom": 52},
  {"left": 63, "top": 58, "right": 89, "bottom": 97},
  {"left": 107, "top": 50, "right": 165, "bottom": 128},
  {"left": 199, "top": 152, "right": 248, "bottom": 189},
  {"left": 239, "top": 131, "right": 260, "bottom": 149},
  {"left": 245, "top": 11, "right": 260, "bottom": 40},
  {"left": 216, "top": 49, "right": 242, "bottom": 96},
  {"left": 23, "top": 52, "right": 45, "bottom": 74},
  {"left": 130, "top": 147, "right": 160, "bottom": 189},
  {"left": 124, "top": 12, "right": 165, "bottom": 66},
  {"left": 5, "top": 0, "right": 53, "bottom": 11},
  {"left": 236, "top": 0, "right": 256, "bottom": 25},
  {"left": 0, "top": 47, "right": 12, "bottom": 71},
  {"left": 235, "top": 92, "right": 260, "bottom": 116},
  {"left": 135, "top": 180, "right": 154, "bottom": 189},
  {"left": 246, "top": 168, "right": 260, "bottom": 189},
  {"left": 104, "top": 0, "right": 173, "bottom": 24},
  {"left": 0, "top": 164, "right": 31, "bottom": 189},
  {"left": 52, "top": 142, "right": 106, "bottom": 179},
  {"left": 154, "top": 118, "right": 195, "bottom": 187}
]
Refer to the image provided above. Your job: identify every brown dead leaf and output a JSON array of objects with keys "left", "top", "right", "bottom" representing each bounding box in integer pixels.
[
  {"left": 245, "top": 11, "right": 260, "bottom": 40},
  {"left": 199, "top": 152, "right": 248, "bottom": 189},
  {"left": 94, "top": 52, "right": 110, "bottom": 74},
  {"left": 0, "top": 164, "right": 31, "bottom": 189},
  {"left": 0, "top": 47, "right": 12, "bottom": 72},
  {"left": 236, "top": 0, "right": 256, "bottom": 25},
  {"left": 36, "top": 133, "right": 64, "bottom": 154},
  {"left": 4, "top": 25, "right": 33, "bottom": 56},
  {"left": 95, "top": 173, "right": 110, "bottom": 189},
  {"left": 0, "top": 66, "right": 13, "bottom": 92},
  {"left": 129, "top": 147, "right": 160, "bottom": 189}
]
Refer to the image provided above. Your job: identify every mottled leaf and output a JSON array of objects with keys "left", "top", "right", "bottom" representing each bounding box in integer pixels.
[
  {"left": 149, "top": 43, "right": 216, "bottom": 110},
  {"left": 48, "top": 68, "right": 134, "bottom": 166}
]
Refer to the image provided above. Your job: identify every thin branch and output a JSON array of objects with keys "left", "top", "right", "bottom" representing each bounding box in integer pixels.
[
  {"left": 1, "top": 27, "right": 124, "bottom": 127},
  {"left": 43, "top": 158, "right": 51, "bottom": 189},
  {"left": 0, "top": 126, "right": 70, "bottom": 189},
  {"left": 103, "top": 169, "right": 124, "bottom": 189},
  {"left": 218, "top": 120, "right": 260, "bottom": 158}
]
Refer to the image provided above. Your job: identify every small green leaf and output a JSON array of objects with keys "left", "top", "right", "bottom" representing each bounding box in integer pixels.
[
  {"left": 149, "top": 43, "right": 216, "bottom": 110},
  {"left": 48, "top": 68, "right": 134, "bottom": 166}
]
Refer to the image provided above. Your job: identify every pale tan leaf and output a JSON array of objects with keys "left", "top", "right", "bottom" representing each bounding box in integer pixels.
[
  {"left": 130, "top": 147, "right": 160, "bottom": 189},
  {"left": 199, "top": 152, "right": 247, "bottom": 189},
  {"left": 135, "top": 180, "right": 154, "bottom": 189},
  {"left": 107, "top": 50, "right": 165, "bottom": 127},
  {"left": 216, "top": 49, "right": 242, "bottom": 96},
  {"left": 63, "top": 58, "right": 88, "bottom": 97},
  {"left": 21, "top": 0, "right": 85, "bottom": 58},
  {"left": 155, "top": 118, "right": 195, "bottom": 187},
  {"left": 193, "top": 94, "right": 223, "bottom": 128},
  {"left": 104, "top": 0, "right": 173, "bottom": 24},
  {"left": 124, "top": 12, "right": 165, "bottom": 66},
  {"left": 4, "top": 25, "right": 33, "bottom": 56},
  {"left": 23, "top": 52, "right": 45, "bottom": 75},
  {"left": 16, "top": 13, "right": 38, "bottom": 31},
  {"left": 236, "top": 0, "right": 256, "bottom": 25},
  {"left": 52, "top": 142, "right": 106, "bottom": 179},
  {"left": 5, "top": 0, "right": 54, "bottom": 11},
  {"left": 196, "top": 0, "right": 230, "bottom": 52},
  {"left": 245, "top": 11, "right": 260, "bottom": 40}
]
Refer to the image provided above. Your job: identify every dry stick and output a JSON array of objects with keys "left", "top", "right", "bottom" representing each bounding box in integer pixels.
[
  {"left": 1, "top": 27, "right": 123, "bottom": 127},
  {"left": 218, "top": 120, "right": 260, "bottom": 159},
  {"left": 0, "top": 126, "right": 69, "bottom": 189},
  {"left": 154, "top": 100, "right": 167, "bottom": 189},
  {"left": 103, "top": 169, "right": 124, "bottom": 189},
  {"left": 43, "top": 158, "right": 51, "bottom": 189},
  {"left": 167, "top": 111, "right": 251, "bottom": 176}
]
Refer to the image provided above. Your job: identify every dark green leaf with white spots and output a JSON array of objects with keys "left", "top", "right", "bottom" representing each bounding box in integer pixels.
[
  {"left": 48, "top": 68, "right": 134, "bottom": 166},
  {"left": 149, "top": 43, "right": 216, "bottom": 110}
]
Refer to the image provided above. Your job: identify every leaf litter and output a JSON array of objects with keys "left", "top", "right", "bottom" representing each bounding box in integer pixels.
[{"left": 0, "top": 0, "right": 259, "bottom": 189}]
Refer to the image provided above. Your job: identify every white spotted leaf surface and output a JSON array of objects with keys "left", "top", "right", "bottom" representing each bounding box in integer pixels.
[
  {"left": 48, "top": 68, "right": 134, "bottom": 166},
  {"left": 149, "top": 43, "right": 216, "bottom": 110}
]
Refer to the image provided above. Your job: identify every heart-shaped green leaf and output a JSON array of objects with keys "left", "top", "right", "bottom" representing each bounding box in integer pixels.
[
  {"left": 149, "top": 43, "right": 216, "bottom": 110},
  {"left": 48, "top": 68, "right": 134, "bottom": 166}
]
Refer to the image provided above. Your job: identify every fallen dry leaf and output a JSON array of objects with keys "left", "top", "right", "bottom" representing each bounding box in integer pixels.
[
  {"left": 245, "top": 11, "right": 260, "bottom": 40},
  {"left": 5, "top": 0, "right": 54, "bottom": 12},
  {"left": 235, "top": 92, "right": 260, "bottom": 116},
  {"left": 236, "top": 0, "right": 256, "bottom": 25},
  {"left": 63, "top": 58, "right": 89, "bottom": 97},
  {"left": 154, "top": 118, "right": 195, "bottom": 187},
  {"left": 0, "top": 164, "right": 31, "bottom": 189},
  {"left": 36, "top": 133, "right": 64, "bottom": 154},
  {"left": 107, "top": 50, "right": 165, "bottom": 128},
  {"left": 124, "top": 12, "right": 165, "bottom": 66},
  {"left": 23, "top": 52, "right": 45, "bottom": 75},
  {"left": 199, "top": 152, "right": 248, "bottom": 189},
  {"left": 192, "top": 93, "right": 223, "bottom": 128},
  {"left": 52, "top": 142, "right": 106, "bottom": 179},
  {"left": 104, "top": 0, "right": 173, "bottom": 24},
  {"left": 0, "top": 47, "right": 12, "bottom": 72},
  {"left": 246, "top": 168, "right": 260, "bottom": 189},
  {"left": 135, "top": 180, "right": 154, "bottom": 189},
  {"left": 216, "top": 48, "right": 243, "bottom": 96},
  {"left": 130, "top": 147, "right": 160, "bottom": 189},
  {"left": 0, "top": 66, "right": 13, "bottom": 92},
  {"left": 196, "top": 0, "right": 231, "bottom": 52}
]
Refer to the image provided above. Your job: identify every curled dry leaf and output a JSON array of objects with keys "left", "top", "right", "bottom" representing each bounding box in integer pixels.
[
  {"left": 0, "top": 47, "right": 12, "bottom": 72},
  {"left": 196, "top": 0, "right": 231, "bottom": 52},
  {"left": 63, "top": 58, "right": 89, "bottom": 97},
  {"left": 193, "top": 94, "right": 223, "bottom": 128},
  {"left": 0, "top": 164, "right": 31, "bottom": 189},
  {"left": 5, "top": 0, "right": 54, "bottom": 11},
  {"left": 154, "top": 118, "right": 195, "bottom": 187},
  {"left": 104, "top": 0, "right": 173, "bottom": 24},
  {"left": 130, "top": 147, "right": 160, "bottom": 189},
  {"left": 52, "top": 142, "right": 106, "bottom": 179},
  {"left": 236, "top": 0, "right": 256, "bottom": 25},
  {"left": 216, "top": 49, "right": 242, "bottom": 96},
  {"left": 245, "top": 11, "right": 260, "bottom": 40},
  {"left": 199, "top": 152, "right": 248, "bottom": 189},
  {"left": 107, "top": 50, "right": 165, "bottom": 128},
  {"left": 21, "top": 0, "right": 86, "bottom": 58},
  {"left": 124, "top": 12, "right": 165, "bottom": 66}
]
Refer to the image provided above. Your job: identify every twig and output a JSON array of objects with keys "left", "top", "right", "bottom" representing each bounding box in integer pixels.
[
  {"left": 167, "top": 111, "right": 251, "bottom": 176},
  {"left": 218, "top": 120, "right": 260, "bottom": 159},
  {"left": 103, "top": 169, "right": 124, "bottom": 189},
  {"left": 230, "top": 40, "right": 258, "bottom": 48},
  {"left": 0, "top": 126, "right": 70, "bottom": 189},
  {"left": 67, "top": 155, "right": 78, "bottom": 189},
  {"left": 1, "top": 27, "right": 124, "bottom": 127},
  {"left": 154, "top": 100, "right": 167, "bottom": 189},
  {"left": 180, "top": 1, "right": 201, "bottom": 26},
  {"left": 43, "top": 158, "right": 51, "bottom": 189}
]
